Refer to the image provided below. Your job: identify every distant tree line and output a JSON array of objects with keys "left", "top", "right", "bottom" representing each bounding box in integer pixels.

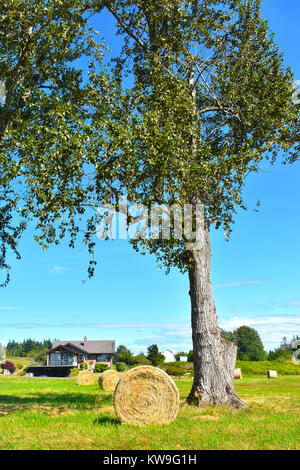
[
  {"left": 221, "top": 326, "right": 295, "bottom": 362},
  {"left": 5, "top": 329, "right": 297, "bottom": 369},
  {"left": 114, "top": 327, "right": 297, "bottom": 367},
  {"left": 114, "top": 344, "right": 194, "bottom": 366},
  {"left": 114, "top": 344, "right": 167, "bottom": 367},
  {"left": 6, "top": 339, "right": 55, "bottom": 363}
]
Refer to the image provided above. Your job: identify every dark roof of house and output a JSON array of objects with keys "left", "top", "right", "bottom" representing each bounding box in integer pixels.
[{"left": 50, "top": 340, "right": 115, "bottom": 354}]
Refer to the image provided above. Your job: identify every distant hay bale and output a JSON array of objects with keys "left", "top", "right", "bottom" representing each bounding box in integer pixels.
[
  {"left": 268, "top": 370, "right": 277, "bottom": 378},
  {"left": 234, "top": 368, "right": 242, "bottom": 379},
  {"left": 77, "top": 370, "right": 95, "bottom": 385},
  {"left": 114, "top": 365, "right": 179, "bottom": 425},
  {"left": 99, "top": 370, "right": 121, "bottom": 391}
]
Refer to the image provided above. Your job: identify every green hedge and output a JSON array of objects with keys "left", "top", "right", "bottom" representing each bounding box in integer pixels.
[
  {"left": 235, "top": 360, "right": 300, "bottom": 376},
  {"left": 165, "top": 366, "right": 186, "bottom": 377},
  {"left": 95, "top": 363, "right": 109, "bottom": 373},
  {"left": 162, "top": 361, "right": 193, "bottom": 370},
  {"left": 115, "top": 362, "right": 126, "bottom": 372}
]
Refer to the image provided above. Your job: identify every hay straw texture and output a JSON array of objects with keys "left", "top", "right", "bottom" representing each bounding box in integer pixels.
[
  {"left": 268, "top": 370, "right": 277, "bottom": 378},
  {"left": 77, "top": 370, "right": 95, "bottom": 385},
  {"left": 114, "top": 366, "right": 180, "bottom": 425},
  {"left": 99, "top": 370, "right": 121, "bottom": 391},
  {"left": 234, "top": 368, "right": 242, "bottom": 379}
]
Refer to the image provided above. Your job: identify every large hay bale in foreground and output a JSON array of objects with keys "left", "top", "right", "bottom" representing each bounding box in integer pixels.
[
  {"left": 77, "top": 370, "right": 95, "bottom": 385},
  {"left": 114, "top": 365, "right": 179, "bottom": 425},
  {"left": 268, "top": 370, "right": 277, "bottom": 378},
  {"left": 234, "top": 368, "right": 242, "bottom": 379},
  {"left": 99, "top": 370, "right": 121, "bottom": 391}
]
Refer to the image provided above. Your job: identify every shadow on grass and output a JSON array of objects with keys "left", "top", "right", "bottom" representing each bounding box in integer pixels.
[
  {"left": 93, "top": 415, "right": 121, "bottom": 427},
  {"left": 0, "top": 392, "right": 113, "bottom": 409}
]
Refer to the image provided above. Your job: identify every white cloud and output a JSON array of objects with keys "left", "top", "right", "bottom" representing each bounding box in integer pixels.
[
  {"left": 51, "top": 266, "right": 70, "bottom": 274},
  {"left": 2, "top": 316, "right": 298, "bottom": 352},
  {"left": 287, "top": 300, "right": 300, "bottom": 306},
  {"left": 220, "top": 315, "right": 300, "bottom": 350}
]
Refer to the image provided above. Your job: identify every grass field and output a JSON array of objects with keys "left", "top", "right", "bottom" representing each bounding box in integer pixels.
[
  {"left": 0, "top": 375, "right": 299, "bottom": 450},
  {"left": 5, "top": 356, "right": 35, "bottom": 368},
  {"left": 235, "top": 360, "right": 300, "bottom": 375}
]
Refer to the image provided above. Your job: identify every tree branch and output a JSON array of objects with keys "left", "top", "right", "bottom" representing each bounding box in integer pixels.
[{"left": 104, "top": 3, "right": 145, "bottom": 49}]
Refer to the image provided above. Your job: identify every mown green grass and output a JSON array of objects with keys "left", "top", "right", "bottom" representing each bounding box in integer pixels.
[
  {"left": 235, "top": 360, "right": 300, "bottom": 375},
  {"left": 0, "top": 375, "right": 299, "bottom": 450}
]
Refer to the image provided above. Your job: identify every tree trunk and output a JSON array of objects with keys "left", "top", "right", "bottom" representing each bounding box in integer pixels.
[{"left": 187, "top": 221, "right": 247, "bottom": 408}]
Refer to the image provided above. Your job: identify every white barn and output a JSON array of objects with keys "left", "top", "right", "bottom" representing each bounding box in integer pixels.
[
  {"left": 163, "top": 350, "right": 176, "bottom": 363},
  {"left": 291, "top": 339, "right": 300, "bottom": 363}
]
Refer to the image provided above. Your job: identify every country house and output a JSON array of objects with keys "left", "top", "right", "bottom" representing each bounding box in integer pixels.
[{"left": 46, "top": 337, "right": 115, "bottom": 370}]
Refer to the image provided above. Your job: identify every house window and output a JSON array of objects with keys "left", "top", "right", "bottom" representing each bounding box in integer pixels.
[
  {"left": 50, "top": 352, "right": 74, "bottom": 365},
  {"left": 50, "top": 353, "right": 61, "bottom": 365},
  {"left": 61, "top": 353, "right": 74, "bottom": 365},
  {"left": 96, "top": 354, "right": 110, "bottom": 362}
]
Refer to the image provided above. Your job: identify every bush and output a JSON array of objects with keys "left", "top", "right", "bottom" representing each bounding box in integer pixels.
[
  {"left": 131, "top": 355, "right": 152, "bottom": 366},
  {"left": 162, "top": 361, "right": 193, "bottom": 370},
  {"left": 69, "top": 367, "right": 79, "bottom": 377},
  {"left": 80, "top": 362, "right": 88, "bottom": 370},
  {"left": 183, "top": 363, "right": 194, "bottom": 371},
  {"left": 17, "top": 370, "right": 27, "bottom": 376},
  {"left": 165, "top": 366, "right": 185, "bottom": 377},
  {"left": 115, "top": 362, "right": 126, "bottom": 372},
  {"left": 95, "top": 363, "right": 109, "bottom": 373},
  {"left": 23, "top": 366, "right": 30, "bottom": 373},
  {"left": 268, "top": 348, "right": 292, "bottom": 362},
  {"left": 1, "top": 361, "right": 16, "bottom": 374},
  {"left": 16, "top": 363, "right": 24, "bottom": 370}
]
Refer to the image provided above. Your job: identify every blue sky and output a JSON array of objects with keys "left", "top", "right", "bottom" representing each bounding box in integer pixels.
[{"left": 0, "top": 0, "right": 300, "bottom": 353}]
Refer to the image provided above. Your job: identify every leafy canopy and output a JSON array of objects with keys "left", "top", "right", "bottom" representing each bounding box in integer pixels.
[
  {"left": 234, "top": 325, "right": 266, "bottom": 361},
  {"left": 0, "top": 0, "right": 106, "bottom": 282},
  {"left": 147, "top": 343, "right": 165, "bottom": 366},
  {"left": 90, "top": 0, "right": 299, "bottom": 271},
  {"left": 0, "top": 0, "right": 299, "bottom": 282}
]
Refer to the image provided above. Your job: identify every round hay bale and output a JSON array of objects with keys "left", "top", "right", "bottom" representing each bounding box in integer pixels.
[
  {"left": 114, "top": 365, "right": 179, "bottom": 425},
  {"left": 99, "top": 370, "right": 121, "bottom": 391},
  {"left": 77, "top": 370, "right": 95, "bottom": 385},
  {"left": 234, "top": 368, "right": 242, "bottom": 379},
  {"left": 268, "top": 370, "right": 277, "bottom": 378}
]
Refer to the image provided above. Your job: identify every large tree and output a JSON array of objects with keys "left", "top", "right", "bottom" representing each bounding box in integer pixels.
[
  {"left": 147, "top": 344, "right": 165, "bottom": 366},
  {"left": 1, "top": 0, "right": 299, "bottom": 408},
  {"left": 86, "top": 0, "right": 299, "bottom": 407},
  {"left": 234, "top": 326, "right": 266, "bottom": 361}
]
